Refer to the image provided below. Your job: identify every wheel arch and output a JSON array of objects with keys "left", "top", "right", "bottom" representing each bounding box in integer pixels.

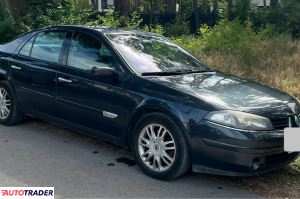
[
  {"left": 0, "top": 73, "right": 8, "bottom": 81},
  {"left": 125, "top": 104, "right": 190, "bottom": 151}
]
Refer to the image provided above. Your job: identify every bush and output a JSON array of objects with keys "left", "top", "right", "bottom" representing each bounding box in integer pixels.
[
  {"left": 24, "top": 0, "right": 93, "bottom": 29},
  {"left": 88, "top": 11, "right": 143, "bottom": 29},
  {"left": 0, "top": 16, "right": 28, "bottom": 44},
  {"left": 144, "top": 24, "right": 165, "bottom": 35},
  {"left": 200, "top": 20, "right": 259, "bottom": 53},
  {"left": 88, "top": 11, "right": 122, "bottom": 27}
]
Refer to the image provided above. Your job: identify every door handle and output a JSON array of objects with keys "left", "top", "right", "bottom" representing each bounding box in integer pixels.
[
  {"left": 58, "top": 77, "right": 72, "bottom": 83},
  {"left": 11, "top": 65, "right": 22, "bottom": 70}
]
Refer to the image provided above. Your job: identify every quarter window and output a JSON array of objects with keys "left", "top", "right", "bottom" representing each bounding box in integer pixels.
[
  {"left": 31, "top": 31, "right": 66, "bottom": 63},
  {"left": 67, "top": 32, "right": 115, "bottom": 71},
  {"left": 19, "top": 36, "right": 35, "bottom": 57}
]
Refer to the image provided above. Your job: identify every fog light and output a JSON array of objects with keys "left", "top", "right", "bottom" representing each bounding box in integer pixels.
[{"left": 252, "top": 158, "right": 261, "bottom": 170}]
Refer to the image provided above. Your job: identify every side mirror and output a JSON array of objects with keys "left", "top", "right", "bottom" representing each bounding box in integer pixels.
[
  {"left": 91, "top": 67, "right": 118, "bottom": 77},
  {"left": 91, "top": 67, "right": 129, "bottom": 82}
]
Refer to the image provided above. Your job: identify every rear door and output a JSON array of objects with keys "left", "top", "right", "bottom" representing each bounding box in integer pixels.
[{"left": 9, "top": 30, "right": 68, "bottom": 116}]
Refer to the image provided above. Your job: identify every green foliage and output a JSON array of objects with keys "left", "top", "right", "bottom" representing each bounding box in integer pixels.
[
  {"left": 172, "top": 19, "right": 285, "bottom": 68},
  {"left": 199, "top": 19, "right": 270, "bottom": 53},
  {"left": 88, "top": 11, "right": 143, "bottom": 29},
  {"left": 234, "top": 0, "right": 251, "bottom": 22},
  {"left": 172, "top": 35, "right": 202, "bottom": 55},
  {"left": 24, "top": 0, "right": 92, "bottom": 29},
  {"left": 0, "top": 0, "right": 28, "bottom": 44},
  {"left": 0, "top": 0, "right": 299, "bottom": 44},
  {"left": 0, "top": 17, "right": 19, "bottom": 43},
  {"left": 124, "top": 12, "right": 143, "bottom": 29},
  {"left": 164, "top": 15, "right": 190, "bottom": 36},
  {"left": 88, "top": 11, "right": 122, "bottom": 27},
  {"left": 250, "top": 0, "right": 300, "bottom": 38},
  {"left": 144, "top": 24, "right": 165, "bottom": 35}
]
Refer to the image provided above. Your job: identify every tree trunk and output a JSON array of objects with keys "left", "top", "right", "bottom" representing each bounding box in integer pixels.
[
  {"left": 201, "top": 0, "right": 208, "bottom": 13},
  {"left": 166, "top": 0, "right": 176, "bottom": 13},
  {"left": 212, "top": 0, "right": 218, "bottom": 15},
  {"left": 115, "top": 0, "right": 131, "bottom": 16},
  {"left": 193, "top": 0, "right": 199, "bottom": 31},
  {"left": 227, "top": 0, "right": 233, "bottom": 21},
  {"left": 134, "top": 0, "right": 141, "bottom": 11},
  {"left": 6, "top": 0, "right": 27, "bottom": 16},
  {"left": 151, "top": 0, "right": 161, "bottom": 13}
]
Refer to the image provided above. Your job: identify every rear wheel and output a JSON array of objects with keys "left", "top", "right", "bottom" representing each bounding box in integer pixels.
[
  {"left": 0, "top": 81, "right": 23, "bottom": 125},
  {"left": 133, "top": 112, "right": 190, "bottom": 180}
]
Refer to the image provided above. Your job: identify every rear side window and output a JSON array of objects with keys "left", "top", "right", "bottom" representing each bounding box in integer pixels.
[
  {"left": 31, "top": 31, "right": 66, "bottom": 63},
  {"left": 19, "top": 36, "right": 35, "bottom": 56}
]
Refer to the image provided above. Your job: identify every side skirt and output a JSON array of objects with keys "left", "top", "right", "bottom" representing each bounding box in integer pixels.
[{"left": 24, "top": 108, "right": 126, "bottom": 148}]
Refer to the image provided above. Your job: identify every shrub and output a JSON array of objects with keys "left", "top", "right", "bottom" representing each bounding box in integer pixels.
[
  {"left": 124, "top": 12, "right": 143, "bottom": 29},
  {"left": 199, "top": 19, "right": 260, "bottom": 54},
  {"left": 88, "top": 11, "right": 143, "bottom": 29},
  {"left": 88, "top": 11, "right": 122, "bottom": 27},
  {"left": 144, "top": 24, "right": 165, "bottom": 35},
  {"left": 0, "top": 16, "right": 28, "bottom": 44}
]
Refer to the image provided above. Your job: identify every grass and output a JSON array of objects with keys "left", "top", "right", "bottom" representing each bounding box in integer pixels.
[{"left": 190, "top": 36, "right": 300, "bottom": 99}]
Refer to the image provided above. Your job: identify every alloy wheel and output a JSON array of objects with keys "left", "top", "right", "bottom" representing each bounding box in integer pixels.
[
  {"left": 0, "top": 88, "right": 11, "bottom": 119},
  {"left": 138, "top": 123, "right": 176, "bottom": 172}
]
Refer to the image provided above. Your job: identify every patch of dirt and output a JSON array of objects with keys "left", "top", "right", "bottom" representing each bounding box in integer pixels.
[{"left": 219, "top": 160, "right": 300, "bottom": 198}]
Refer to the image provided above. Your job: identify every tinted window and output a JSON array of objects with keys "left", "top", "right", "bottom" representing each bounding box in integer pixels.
[
  {"left": 67, "top": 32, "right": 115, "bottom": 71},
  {"left": 31, "top": 31, "right": 66, "bottom": 63},
  {"left": 19, "top": 36, "right": 35, "bottom": 56}
]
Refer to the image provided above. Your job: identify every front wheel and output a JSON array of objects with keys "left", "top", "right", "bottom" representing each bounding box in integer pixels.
[{"left": 133, "top": 113, "right": 190, "bottom": 180}]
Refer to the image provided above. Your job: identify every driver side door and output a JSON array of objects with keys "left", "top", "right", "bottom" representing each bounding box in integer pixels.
[{"left": 56, "top": 31, "right": 133, "bottom": 138}]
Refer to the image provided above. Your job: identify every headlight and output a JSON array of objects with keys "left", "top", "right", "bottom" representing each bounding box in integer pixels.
[{"left": 205, "top": 110, "right": 274, "bottom": 131}]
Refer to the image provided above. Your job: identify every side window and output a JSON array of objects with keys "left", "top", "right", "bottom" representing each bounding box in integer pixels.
[
  {"left": 31, "top": 31, "right": 66, "bottom": 63},
  {"left": 19, "top": 36, "right": 35, "bottom": 57},
  {"left": 67, "top": 32, "right": 115, "bottom": 71}
]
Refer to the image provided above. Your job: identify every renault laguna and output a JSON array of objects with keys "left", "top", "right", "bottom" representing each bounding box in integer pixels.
[{"left": 0, "top": 26, "right": 299, "bottom": 180}]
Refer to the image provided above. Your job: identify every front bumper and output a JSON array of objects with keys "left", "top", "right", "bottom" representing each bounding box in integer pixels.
[{"left": 189, "top": 121, "right": 299, "bottom": 176}]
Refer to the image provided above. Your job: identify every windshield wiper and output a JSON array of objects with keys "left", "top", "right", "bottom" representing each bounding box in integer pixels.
[
  {"left": 175, "top": 69, "right": 214, "bottom": 74},
  {"left": 141, "top": 71, "right": 184, "bottom": 76},
  {"left": 141, "top": 69, "right": 214, "bottom": 76}
]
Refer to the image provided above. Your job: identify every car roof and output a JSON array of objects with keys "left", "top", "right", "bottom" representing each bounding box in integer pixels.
[{"left": 36, "top": 25, "right": 162, "bottom": 37}]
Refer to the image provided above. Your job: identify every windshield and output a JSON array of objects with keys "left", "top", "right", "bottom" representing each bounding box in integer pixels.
[{"left": 106, "top": 33, "right": 211, "bottom": 75}]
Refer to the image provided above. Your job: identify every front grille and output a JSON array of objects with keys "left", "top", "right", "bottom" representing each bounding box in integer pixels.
[{"left": 271, "top": 117, "right": 289, "bottom": 130}]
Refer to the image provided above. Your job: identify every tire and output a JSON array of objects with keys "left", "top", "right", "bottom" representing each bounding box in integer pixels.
[
  {"left": 133, "top": 112, "right": 190, "bottom": 180},
  {"left": 0, "top": 81, "right": 23, "bottom": 126}
]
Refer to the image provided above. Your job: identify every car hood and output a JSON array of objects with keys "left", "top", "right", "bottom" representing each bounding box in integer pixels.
[{"left": 144, "top": 72, "right": 299, "bottom": 117}]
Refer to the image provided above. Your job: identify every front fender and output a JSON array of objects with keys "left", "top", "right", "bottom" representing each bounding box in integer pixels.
[
  {"left": 121, "top": 97, "right": 202, "bottom": 148},
  {"left": 0, "top": 59, "right": 9, "bottom": 81}
]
